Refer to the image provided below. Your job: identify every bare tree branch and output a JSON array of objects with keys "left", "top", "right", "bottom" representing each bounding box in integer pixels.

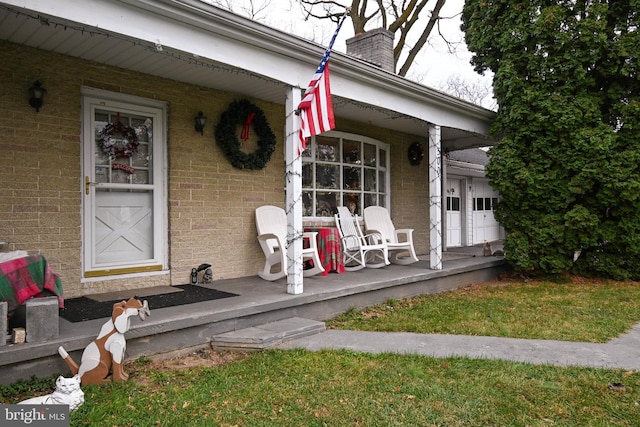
[
  {"left": 205, "top": 0, "right": 273, "bottom": 20},
  {"left": 212, "top": 0, "right": 465, "bottom": 78},
  {"left": 299, "top": 0, "right": 351, "bottom": 22},
  {"left": 298, "top": 0, "right": 457, "bottom": 77},
  {"left": 438, "top": 74, "right": 496, "bottom": 109},
  {"left": 397, "top": 0, "right": 446, "bottom": 76},
  {"left": 435, "top": 11, "right": 463, "bottom": 53}
]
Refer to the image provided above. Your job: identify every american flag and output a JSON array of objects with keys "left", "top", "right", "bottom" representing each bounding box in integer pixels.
[{"left": 297, "top": 13, "right": 348, "bottom": 155}]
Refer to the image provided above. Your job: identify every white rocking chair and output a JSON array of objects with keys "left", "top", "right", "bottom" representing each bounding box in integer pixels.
[
  {"left": 363, "top": 206, "right": 419, "bottom": 265},
  {"left": 255, "top": 205, "right": 325, "bottom": 281},
  {"left": 334, "top": 206, "right": 389, "bottom": 271}
]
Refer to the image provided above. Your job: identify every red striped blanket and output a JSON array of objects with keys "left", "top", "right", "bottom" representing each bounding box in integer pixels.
[{"left": 0, "top": 255, "right": 64, "bottom": 318}]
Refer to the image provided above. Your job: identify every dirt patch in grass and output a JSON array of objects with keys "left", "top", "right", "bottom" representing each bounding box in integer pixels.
[
  {"left": 128, "top": 348, "right": 250, "bottom": 388},
  {"left": 150, "top": 349, "right": 248, "bottom": 371}
]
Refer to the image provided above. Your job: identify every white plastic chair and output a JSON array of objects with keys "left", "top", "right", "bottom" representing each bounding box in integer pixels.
[
  {"left": 255, "top": 205, "right": 325, "bottom": 281},
  {"left": 363, "top": 206, "right": 419, "bottom": 265},
  {"left": 334, "top": 206, "right": 389, "bottom": 271}
]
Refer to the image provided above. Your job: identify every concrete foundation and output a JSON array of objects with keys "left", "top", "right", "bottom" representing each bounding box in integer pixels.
[{"left": 0, "top": 254, "right": 505, "bottom": 384}]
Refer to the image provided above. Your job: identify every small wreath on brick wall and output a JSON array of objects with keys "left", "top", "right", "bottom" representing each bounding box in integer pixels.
[
  {"left": 98, "top": 114, "right": 139, "bottom": 159},
  {"left": 408, "top": 141, "right": 425, "bottom": 166},
  {"left": 215, "top": 99, "right": 277, "bottom": 170}
]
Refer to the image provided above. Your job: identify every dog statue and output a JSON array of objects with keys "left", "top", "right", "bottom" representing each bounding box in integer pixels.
[{"left": 58, "top": 297, "right": 150, "bottom": 385}]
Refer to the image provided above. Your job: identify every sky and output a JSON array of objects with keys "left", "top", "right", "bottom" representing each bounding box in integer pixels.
[{"left": 203, "top": 0, "right": 494, "bottom": 105}]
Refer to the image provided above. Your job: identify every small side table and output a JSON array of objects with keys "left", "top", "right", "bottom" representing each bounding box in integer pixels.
[{"left": 305, "top": 227, "right": 345, "bottom": 275}]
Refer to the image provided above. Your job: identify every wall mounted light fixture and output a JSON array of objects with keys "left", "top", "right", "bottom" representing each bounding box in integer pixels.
[
  {"left": 29, "top": 81, "right": 46, "bottom": 112},
  {"left": 194, "top": 111, "right": 207, "bottom": 135}
]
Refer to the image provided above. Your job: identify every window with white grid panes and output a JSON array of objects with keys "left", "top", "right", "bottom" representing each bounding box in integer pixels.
[{"left": 301, "top": 132, "right": 389, "bottom": 219}]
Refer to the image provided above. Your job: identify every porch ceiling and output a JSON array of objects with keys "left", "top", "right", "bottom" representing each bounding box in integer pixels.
[{"left": 0, "top": 3, "right": 493, "bottom": 150}]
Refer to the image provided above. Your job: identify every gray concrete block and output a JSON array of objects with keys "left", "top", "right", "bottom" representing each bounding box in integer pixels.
[
  {"left": 25, "top": 297, "right": 59, "bottom": 343},
  {"left": 0, "top": 301, "right": 6, "bottom": 346},
  {"left": 210, "top": 317, "right": 326, "bottom": 350}
]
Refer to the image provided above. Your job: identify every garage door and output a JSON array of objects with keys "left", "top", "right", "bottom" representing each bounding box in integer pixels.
[
  {"left": 472, "top": 180, "right": 501, "bottom": 244},
  {"left": 446, "top": 178, "right": 462, "bottom": 247}
]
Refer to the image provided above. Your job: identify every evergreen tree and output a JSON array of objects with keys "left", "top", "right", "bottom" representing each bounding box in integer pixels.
[{"left": 462, "top": 1, "right": 640, "bottom": 279}]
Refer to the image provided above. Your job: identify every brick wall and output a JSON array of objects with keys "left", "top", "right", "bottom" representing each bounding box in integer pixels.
[{"left": 0, "top": 39, "right": 430, "bottom": 297}]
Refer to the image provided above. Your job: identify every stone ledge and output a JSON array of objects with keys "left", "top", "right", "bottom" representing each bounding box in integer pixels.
[{"left": 210, "top": 317, "right": 326, "bottom": 350}]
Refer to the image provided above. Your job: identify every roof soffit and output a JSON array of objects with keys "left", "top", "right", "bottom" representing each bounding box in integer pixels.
[{"left": 0, "top": 0, "right": 496, "bottom": 145}]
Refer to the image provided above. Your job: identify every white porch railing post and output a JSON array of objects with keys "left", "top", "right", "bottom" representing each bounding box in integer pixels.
[
  {"left": 429, "top": 124, "right": 443, "bottom": 270},
  {"left": 285, "top": 87, "right": 304, "bottom": 294}
]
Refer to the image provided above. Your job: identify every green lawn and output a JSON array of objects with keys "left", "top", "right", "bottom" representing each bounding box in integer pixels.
[
  {"left": 2, "top": 277, "right": 639, "bottom": 426},
  {"left": 328, "top": 277, "right": 640, "bottom": 342}
]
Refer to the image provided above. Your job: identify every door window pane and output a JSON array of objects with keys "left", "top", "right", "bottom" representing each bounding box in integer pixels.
[
  {"left": 131, "top": 144, "right": 149, "bottom": 168},
  {"left": 131, "top": 170, "right": 149, "bottom": 184}
]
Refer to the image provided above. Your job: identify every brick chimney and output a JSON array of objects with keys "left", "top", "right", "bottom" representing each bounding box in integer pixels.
[{"left": 346, "top": 28, "right": 395, "bottom": 73}]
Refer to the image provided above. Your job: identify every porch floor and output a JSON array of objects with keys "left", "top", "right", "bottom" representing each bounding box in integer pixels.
[{"left": 1, "top": 245, "right": 505, "bottom": 384}]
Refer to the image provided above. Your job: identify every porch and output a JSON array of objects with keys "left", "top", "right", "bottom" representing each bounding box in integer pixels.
[{"left": 0, "top": 246, "right": 505, "bottom": 385}]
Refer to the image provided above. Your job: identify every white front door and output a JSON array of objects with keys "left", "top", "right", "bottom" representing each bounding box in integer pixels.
[
  {"left": 82, "top": 89, "right": 167, "bottom": 278},
  {"left": 446, "top": 178, "right": 462, "bottom": 247}
]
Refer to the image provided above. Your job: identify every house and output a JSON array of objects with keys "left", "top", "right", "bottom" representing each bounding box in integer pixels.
[
  {"left": 444, "top": 148, "right": 505, "bottom": 248},
  {"left": 0, "top": 0, "right": 497, "bottom": 299}
]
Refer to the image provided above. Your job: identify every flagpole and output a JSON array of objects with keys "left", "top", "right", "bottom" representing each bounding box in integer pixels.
[
  {"left": 285, "top": 8, "right": 350, "bottom": 295},
  {"left": 296, "top": 8, "right": 350, "bottom": 155}
]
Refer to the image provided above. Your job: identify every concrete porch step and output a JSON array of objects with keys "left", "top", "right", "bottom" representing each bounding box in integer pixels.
[{"left": 210, "top": 317, "right": 326, "bottom": 350}]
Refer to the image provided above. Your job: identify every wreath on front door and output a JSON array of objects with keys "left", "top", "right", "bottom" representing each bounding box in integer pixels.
[
  {"left": 98, "top": 114, "right": 139, "bottom": 159},
  {"left": 215, "top": 99, "right": 277, "bottom": 170}
]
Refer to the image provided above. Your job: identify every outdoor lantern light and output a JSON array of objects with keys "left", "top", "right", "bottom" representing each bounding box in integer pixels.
[
  {"left": 29, "top": 80, "right": 46, "bottom": 112},
  {"left": 194, "top": 111, "right": 207, "bottom": 135}
]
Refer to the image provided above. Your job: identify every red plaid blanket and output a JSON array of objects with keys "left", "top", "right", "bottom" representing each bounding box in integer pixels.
[{"left": 0, "top": 255, "right": 64, "bottom": 318}]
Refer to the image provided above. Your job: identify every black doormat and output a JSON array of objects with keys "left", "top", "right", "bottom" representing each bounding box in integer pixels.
[{"left": 59, "top": 285, "right": 238, "bottom": 323}]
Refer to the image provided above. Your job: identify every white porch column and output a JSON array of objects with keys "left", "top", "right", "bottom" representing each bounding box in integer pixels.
[
  {"left": 285, "top": 87, "right": 304, "bottom": 294},
  {"left": 441, "top": 157, "right": 448, "bottom": 250},
  {"left": 429, "top": 124, "right": 443, "bottom": 270}
]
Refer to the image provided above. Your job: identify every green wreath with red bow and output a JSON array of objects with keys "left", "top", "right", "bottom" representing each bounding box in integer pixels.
[{"left": 215, "top": 99, "right": 277, "bottom": 170}]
